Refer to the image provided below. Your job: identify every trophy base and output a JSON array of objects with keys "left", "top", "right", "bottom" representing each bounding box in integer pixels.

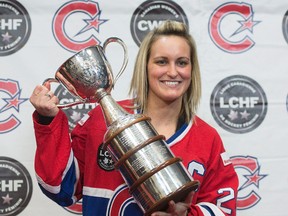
[{"left": 144, "top": 180, "right": 200, "bottom": 216}]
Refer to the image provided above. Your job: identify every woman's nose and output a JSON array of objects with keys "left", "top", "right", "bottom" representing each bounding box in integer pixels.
[{"left": 166, "top": 64, "right": 178, "bottom": 77}]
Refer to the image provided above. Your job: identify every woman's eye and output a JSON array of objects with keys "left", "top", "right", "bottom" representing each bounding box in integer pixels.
[
  {"left": 156, "top": 59, "right": 167, "bottom": 65},
  {"left": 177, "top": 60, "right": 189, "bottom": 67}
]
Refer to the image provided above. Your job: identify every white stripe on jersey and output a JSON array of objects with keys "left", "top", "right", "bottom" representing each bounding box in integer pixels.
[
  {"left": 83, "top": 186, "right": 114, "bottom": 199},
  {"left": 169, "top": 120, "right": 193, "bottom": 146},
  {"left": 197, "top": 202, "right": 225, "bottom": 216},
  {"left": 36, "top": 150, "right": 74, "bottom": 194}
]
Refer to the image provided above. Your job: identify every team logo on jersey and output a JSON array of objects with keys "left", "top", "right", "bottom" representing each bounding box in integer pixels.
[
  {"left": 107, "top": 184, "right": 142, "bottom": 215},
  {"left": 54, "top": 85, "right": 95, "bottom": 132},
  {"left": 210, "top": 75, "right": 267, "bottom": 133},
  {"left": 0, "top": 156, "right": 33, "bottom": 216},
  {"left": 208, "top": 2, "right": 260, "bottom": 54},
  {"left": 52, "top": 0, "right": 108, "bottom": 53},
  {"left": 0, "top": 79, "right": 28, "bottom": 134},
  {"left": 231, "top": 155, "right": 267, "bottom": 210},
  {"left": 130, "top": 0, "right": 188, "bottom": 46},
  {"left": 97, "top": 143, "right": 114, "bottom": 171},
  {"left": 0, "top": 0, "right": 31, "bottom": 56},
  {"left": 283, "top": 10, "right": 288, "bottom": 44}
]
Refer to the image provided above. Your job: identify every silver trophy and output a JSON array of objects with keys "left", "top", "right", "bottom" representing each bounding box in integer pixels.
[{"left": 44, "top": 37, "right": 199, "bottom": 215}]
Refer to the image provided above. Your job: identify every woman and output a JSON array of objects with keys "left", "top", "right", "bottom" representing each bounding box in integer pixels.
[{"left": 30, "top": 20, "right": 238, "bottom": 216}]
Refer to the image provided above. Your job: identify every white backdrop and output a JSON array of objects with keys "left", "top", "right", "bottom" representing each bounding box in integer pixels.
[{"left": 1, "top": 0, "right": 288, "bottom": 215}]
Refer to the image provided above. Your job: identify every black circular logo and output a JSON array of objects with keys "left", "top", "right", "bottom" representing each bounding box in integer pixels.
[
  {"left": 0, "top": 0, "right": 31, "bottom": 56},
  {"left": 97, "top": 143, "right": 114, "bottom": 171},
  {"left": 54, "top": 85, "right": 96, "bottom": 132},
  {"left": 0, "top": 157, "right": 33, "bottom": 216},
  {"left": 130, "top": 0, "right": 188, "bottom": 46},
  {"left": 210, "top": 75, "right": 268, "bottom": 133},
  {"left": 283, "top": 10, "right": 288, "bottom": 44}
]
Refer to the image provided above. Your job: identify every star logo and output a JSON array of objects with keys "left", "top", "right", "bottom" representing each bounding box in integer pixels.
[
  {"left": 240, "top": 169, "right": 267, "bottom": 190},
  {"left": 240, "top": 110, "right": 251, "bottom": 120},
  {"left": 2, "top": 193, "right": 13, "bottom": 205},
  {"left": 76, "top": 11, "right": 108, "bottom": 36},
  {"left": 0, "top": 90, "right": 28, "bottom": 112},
  {"left": 233, "top": 15, "right": 261, "bottom": 36},
  {"left": 2, "top": 32, "right": 13, "bottom": 42}
]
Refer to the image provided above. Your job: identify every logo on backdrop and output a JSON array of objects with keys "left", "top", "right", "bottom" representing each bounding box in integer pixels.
[
  {"left": 130, "top": 0, "right": 188, "bottom": 46},
  {"left": 0, "top": 79, "right": 28, "bottom": 134},
  {"left": 0, "top": 0, "right": 31, "bottom": 56},
  {"left": 52, "top": 0, "right": 108, "bottom": 53},
  {"left": 282, "top": 10, "right": 288, "bottom": 44},
  {"left": 0, "top": 156, "right": 33, "bottom": 216},
  {"left": 208, "top": 2, "right": 260, "bottom": 54},
  {"left": 210, "top": 75, "right": 267, "bottom": 133},
  {"left": 54, "top": 85, "right": 96, "bottom": 132},
  {"left": 231, "top": 156, "right": 267, "bottom": 210}
]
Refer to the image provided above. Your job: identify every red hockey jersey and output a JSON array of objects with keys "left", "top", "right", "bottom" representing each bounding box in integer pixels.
[{"left": 33, "top": 99, "right": 238, "bottom": 216}]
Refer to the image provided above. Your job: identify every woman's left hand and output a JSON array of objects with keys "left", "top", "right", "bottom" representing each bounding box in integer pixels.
[{"left": 151, "top": 191, "right": 195, "bottom": 216}]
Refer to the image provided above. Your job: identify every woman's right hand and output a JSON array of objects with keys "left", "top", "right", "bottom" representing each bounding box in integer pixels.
[{"left": 29, "top": 83, "right": 59, "bottom": 117}]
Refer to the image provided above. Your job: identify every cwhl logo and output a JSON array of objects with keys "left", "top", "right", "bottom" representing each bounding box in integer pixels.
[
  {"left": 0, "top": 79, "right": 28, "bottom": 134},
  {"left": 54, "top": 85, "right": 96, "bottom": 132},
  {"left": 52, "top": 0, "right": 108, "bottom": 52},
  {"left": 130, "top": 0, "right": 188, "bottom": 46},
  {"left": 208, "top": 2, "right": 260, "bottom": 54},
  {"left": 231, "top": 156, "right": 267, "bottom": 210}
]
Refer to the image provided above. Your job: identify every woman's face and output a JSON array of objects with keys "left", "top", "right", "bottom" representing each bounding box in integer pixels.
[{"left": 147, "top": 35, "right": 192, "bottom": 104}]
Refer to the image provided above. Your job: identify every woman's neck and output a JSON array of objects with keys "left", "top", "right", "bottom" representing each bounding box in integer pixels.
[{"left": 144, "top": 98, "right": 182, "bottom": 139}]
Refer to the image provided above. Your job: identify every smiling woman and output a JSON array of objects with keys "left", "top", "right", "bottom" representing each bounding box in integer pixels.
[
  {"left": 147, "top": 35, "right": 191, "bottom": 103},
  {"left": 129, "top": 20, "right": 201, "bottom": 124},
  {"left": 30, "top": 20, "right": 238, "bottom": 216}
]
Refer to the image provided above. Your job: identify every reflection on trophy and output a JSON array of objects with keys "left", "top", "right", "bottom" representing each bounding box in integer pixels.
[{"left": 43, "top": 37, "right": 200, "bottom": 215}]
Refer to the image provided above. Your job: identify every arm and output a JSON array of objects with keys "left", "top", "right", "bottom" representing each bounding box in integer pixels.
[
  {"left": 189, "top": 133, "right": 238, "bottom": 216},
  {"left": 33, "top": 110, "right": 84, "bottom": 206},
  {"left": 30, "top": 84, "right": 85, "bottom": 206}
]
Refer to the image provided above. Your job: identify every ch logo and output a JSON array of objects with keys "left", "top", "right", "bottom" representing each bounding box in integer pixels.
[
  {"left": 231, "top": 156, "right": 267, "bottom": 210},
  {"left": 52, "top": 0, "right": 108, "bottom": 52},
  {"left": 0, "top": 79, "right": 27, "bottom": 134},
  {"left": 107, "top": 184, "right": 142, "bottom": 216},
  {"left": 208, "top": 2, "right": 260, "bottom": 53}
]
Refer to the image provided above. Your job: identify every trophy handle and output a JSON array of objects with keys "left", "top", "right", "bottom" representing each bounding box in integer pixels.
[
  {"left": 103, "top": 37, "right": 128, "bottom": 86},
  {"left": 42, "top": 78, "right": 86, "bottom": 108}
]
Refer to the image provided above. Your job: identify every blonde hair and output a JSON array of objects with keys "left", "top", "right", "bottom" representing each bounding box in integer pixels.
[{"left": 129, "top": 20, "right": 201, "bottom": 123}]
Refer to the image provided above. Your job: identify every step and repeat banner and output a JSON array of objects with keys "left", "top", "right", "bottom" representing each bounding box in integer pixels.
[{"left": 1, "top": 0, "right": 287, "bottom": 215}]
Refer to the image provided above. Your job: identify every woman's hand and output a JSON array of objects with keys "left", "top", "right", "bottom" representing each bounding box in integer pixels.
[
  {"left": 30, "top": 83, "right": 59, "bottom": 117},
  {"left": 151, "top": 191, "right": 195, "bottom": 216}
]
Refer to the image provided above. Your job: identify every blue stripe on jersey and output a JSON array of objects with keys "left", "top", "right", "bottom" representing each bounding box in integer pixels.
[
  {"left": 200, "top": 204, "right": 216, "bottom": 216},
  {"left": 83, "top": 196, "right": 109, "bottom": 216},
  {"left": 39, "top": 161, "right": 76, "bottom": 206},
  {"left": 166, "top": 123, "right": 188, "bottom": 144}
]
